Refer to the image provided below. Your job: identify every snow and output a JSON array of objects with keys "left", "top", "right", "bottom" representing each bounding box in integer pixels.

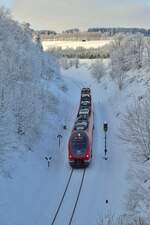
[
  {"left": 61, "top": 62, "right": 130, "bottom": 222},
  {"left": 1, "top": 57, "right": 149, "bottom": 225},
  {"left": 1, "top": 7, "right": 150, "bottom": 225},
  {"left": 42, "top": 40, "right": 112, "bottom": 51}
]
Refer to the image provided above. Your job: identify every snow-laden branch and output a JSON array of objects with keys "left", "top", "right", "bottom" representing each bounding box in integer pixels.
[{"left": 119, "top": 92, "right": 150, "bottom": 159}]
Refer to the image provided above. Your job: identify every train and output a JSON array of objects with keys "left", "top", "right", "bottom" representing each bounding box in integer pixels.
[{"left": 68, "top": 88, "right": 94, "bottom": 168}]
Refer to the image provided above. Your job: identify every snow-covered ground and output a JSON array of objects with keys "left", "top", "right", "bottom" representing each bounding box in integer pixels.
[
  {"left": 61, "top": 61, "right": 130, "bottom": 222},
  {"left": 42, "top": 40, "right": 112, "bottom": 51},
  {"left": 0, "top": 58, "right": 140, "bottom": 225}
]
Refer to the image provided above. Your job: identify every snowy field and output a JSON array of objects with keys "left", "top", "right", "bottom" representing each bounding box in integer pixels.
[{"left": 42, "top": 40, "right": 112, "bottom": 50}]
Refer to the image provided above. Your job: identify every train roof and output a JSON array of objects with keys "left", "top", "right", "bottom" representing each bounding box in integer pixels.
[
  {"left": 81, "top": 100, "right": 90, "bottom": 104},
  {"left": 81, "top": 96, "right": 91, "bottom": 102},
  {"left": 75, "top": 126, "right": 87, "bottom": 131},
  {"left": 71, "top": 130, "right": 88, "bottom": 138},
  {"left": 75, "top": 121, "right": 88, "bottom": 126},
  {"left": 81, "top": 94, "right": 91, "bottom": 98},
  {"left": 80, "top": 105, "right": 90, "bottom": 110},
  {"left": 77, "top": 114, "right": 89, "bottom": 121},
  {"left": 74, "top": 120, "right": 88, "bottom": 130},
  {"left": 81, "top": 88, "right": 91, "bottom": 93},
  {"left": 78, "top": 109, "right": 89, "bottom": 116}
]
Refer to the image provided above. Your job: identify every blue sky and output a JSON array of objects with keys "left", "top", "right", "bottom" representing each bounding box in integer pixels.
[
  {"left": 1, "top": 0, "right": 150, "bottom": 31},
  {"left": 0, "top": 0, "right": 13, "bottom": 8}
]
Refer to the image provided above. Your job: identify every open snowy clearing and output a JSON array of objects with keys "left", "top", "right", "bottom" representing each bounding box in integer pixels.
[{"left": 42, "top": 40, "right": 112, "bottom": 50}]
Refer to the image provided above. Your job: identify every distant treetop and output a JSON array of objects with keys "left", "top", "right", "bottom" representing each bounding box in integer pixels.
[
  {"left": 63, "top": 29, "right": 80, "bottom": 34},
  {"left": 87, "top": 27, "right": 150, "bottom": 36}
]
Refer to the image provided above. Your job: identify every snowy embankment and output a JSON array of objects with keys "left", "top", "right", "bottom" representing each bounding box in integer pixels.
[
  {"left": 42, "top": 40, "right": 112, "bottom": 51},
  {"left": 0, "top": 7, "right": 67, "bottom": 174}
]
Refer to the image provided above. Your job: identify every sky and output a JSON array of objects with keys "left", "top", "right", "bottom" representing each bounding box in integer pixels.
[
  {"left": 0, "top": 0, "right": 150, "bottom": 31},
  {"left": 0, "top": 0, "right": 13, "bottom": 8}
]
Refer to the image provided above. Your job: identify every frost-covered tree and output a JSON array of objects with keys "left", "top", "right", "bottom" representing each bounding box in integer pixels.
[
  {"left": 60, "top": 57, "right": 70, "bottom": 70},
  {"left": 119, "top": 92, "right": 150, "bottom": 159},
  {"left": 74, "top": 57, "right": 79, "bottom": 68},
  {"left": 60, "top": 57, "right": 80, "bottom": 69},
  {"left": 98, "top": 215, "right": 148, "bottom": 225},
  {"left": 0, "top": 7, "right": 61, "bottom": 150},
  {"left": 91, "top": 59, "right": 106, "bottom": 82},
  {"left": 110, "top": 34, "right": 144, "bottom": 89},
  {"left": 47, "top": 45, "right": 110, "bottom": 59},
  {"left": 144, "top": 37, "right": 150, "bottom": 68}
]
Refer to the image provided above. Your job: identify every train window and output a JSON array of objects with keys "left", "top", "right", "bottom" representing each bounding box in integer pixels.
[{"left": 71, "top": 132, "right": 88, "bottom": 154}]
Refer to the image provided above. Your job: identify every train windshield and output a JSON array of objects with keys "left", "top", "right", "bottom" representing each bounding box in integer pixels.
[{"left": 71, "top": 132, "right": 88, "bottom": 155}]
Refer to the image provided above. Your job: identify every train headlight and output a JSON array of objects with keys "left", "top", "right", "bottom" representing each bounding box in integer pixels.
[
  {"left": 69, "top": 155, "right": 73, "bottom": 159},
  {"left": 86, "top": 154, "right": 89, "bottom": 158}
]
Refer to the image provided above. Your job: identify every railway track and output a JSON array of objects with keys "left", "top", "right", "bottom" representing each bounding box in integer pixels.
[
  {"left": 50, "top": 168, "right": 86, "bottom": 225},
  {"left": 68, "top": 169, "right": 86, "bottom": 225}
]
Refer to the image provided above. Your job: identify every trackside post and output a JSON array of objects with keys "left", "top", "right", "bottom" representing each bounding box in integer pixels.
[
  {"left": 103, "top": 121, "right": 108, "bottom": 160},
  {"left": 45, "top": 156, "right": 52, "bottom": 167},
  {"left": 57, "top": 134, "right": 62, "bottom": 148}
]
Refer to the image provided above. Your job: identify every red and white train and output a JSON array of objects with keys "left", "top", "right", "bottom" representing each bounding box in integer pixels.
[{"left": 68, "top": 88, "right": 94, "bottom": 168}]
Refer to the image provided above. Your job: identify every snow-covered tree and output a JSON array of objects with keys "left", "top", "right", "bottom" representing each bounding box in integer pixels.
[
  {"left": 74, "top": 57, "right": 79, "bottom": 68},
  {"left": 60, "top": 57, "right": 70, "bottom": 70},
  {"left": 119, "top": 92, "right": 150, "bottom": 159},
  {"left": 91, "top": 59, "right": 106, "bottom": 82},
  {"left": 144, "top": 37, "right": 150, "bottom": 69},
  {"left": 0, "top": 7, "right": 61, "bottom": 150},
  {"left": 110, "top": 34, "right": 144, "bottom": 89},
  {"left": 98, "top": 215, "right": 147, "bottom": 225}
]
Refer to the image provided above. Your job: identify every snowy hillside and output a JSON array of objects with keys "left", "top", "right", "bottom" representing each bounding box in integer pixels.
[{"left": 0, "top": 8, "right": 67, "bottom": 175}]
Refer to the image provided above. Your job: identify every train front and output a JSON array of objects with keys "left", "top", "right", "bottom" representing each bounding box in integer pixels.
[{"left": 68, "top": 130, "right": 91, "bottom": 168}]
